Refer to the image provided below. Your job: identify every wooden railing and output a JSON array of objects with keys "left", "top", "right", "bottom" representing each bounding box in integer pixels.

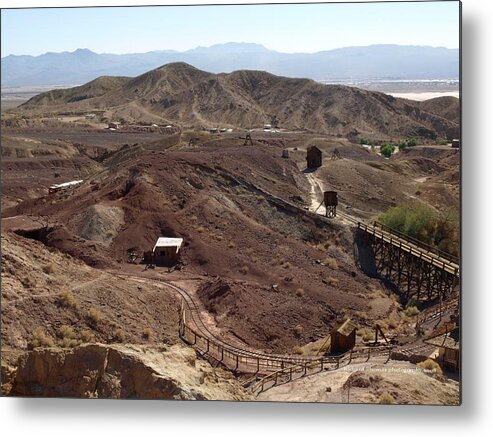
[
  {"left": 249, "top": 345, "right": 392, "bottom": 395},
  {"left": 356, "top": 221, "right": 459, "bottom": 276},
  {"left": 373, "top": 221, "right": 459, "bottom": 265}
]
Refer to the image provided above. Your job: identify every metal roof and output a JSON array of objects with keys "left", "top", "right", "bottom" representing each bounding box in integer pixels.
[
  {"left": 332, "top": 318, "right": 357, "bottom": 337},
  {"left": 49, "top": 179, "right": 83, "bottom": 190},
  {"left": 153, "top": 237, "right": 183, "bottom": 254}
]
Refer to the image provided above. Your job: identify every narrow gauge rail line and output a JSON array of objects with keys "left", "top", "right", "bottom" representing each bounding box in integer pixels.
[{"left": 116, "top": 273, "right": 393, "bottom": 376}]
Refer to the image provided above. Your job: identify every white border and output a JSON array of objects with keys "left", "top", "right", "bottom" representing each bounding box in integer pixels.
[{"left": 2, "top": 0, "right": 493, "bottom": 435}]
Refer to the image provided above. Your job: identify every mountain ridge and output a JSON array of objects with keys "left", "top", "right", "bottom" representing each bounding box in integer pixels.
[
  {"left": 2, "top": 43, "right": 459, "bottom": 87},
  {"left": 18, "top": 62, "right": 459, "bottom": 140}
]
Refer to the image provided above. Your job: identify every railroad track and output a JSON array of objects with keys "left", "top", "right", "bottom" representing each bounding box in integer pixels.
[
  {"left": 115, "top": 273, "right": 393, "bottom": 380},
  {"left": 115, "top": 274, "right": 323, "bottom": 369}
]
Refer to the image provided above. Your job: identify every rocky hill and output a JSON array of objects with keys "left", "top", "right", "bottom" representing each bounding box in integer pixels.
[
  {"left": 4, "top": 343, "right": 251, "bottom": 399},
  {"left": 19, "top": 63, "right": 459, "bottom": 139}
]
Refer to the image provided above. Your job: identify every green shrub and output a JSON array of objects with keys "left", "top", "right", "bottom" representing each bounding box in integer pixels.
[
  {"left": 380, "top": 143, "right": 395, "bottom": 158},
  {"left": 378, "top": 204, "right": 459, "bottom": 257}
]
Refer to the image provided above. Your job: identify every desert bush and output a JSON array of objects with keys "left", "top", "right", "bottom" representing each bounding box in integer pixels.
[
  {"left": 43, "top": 262, "right": 56, "bottom": 274},
  {"left": 29, "top": 328, "right": 55, "bottom": 349},
  {"left": 380, "top": 143, "right": 395, "bottom": 158},
  {"left": 378, "top": 204, "right": 459, "bottom": 257},
  {"left": 324, "top": 257, "right": 338, "bottom": 270},
  {"left": 228, "top": 241, "right": 236, "bottom": 249},
  {"left": 58, "top": 324, "right": 76, "bottom": 339},
  {"left": 327, "top": 277, "right": 339, "bottom": 287},
  {"left": 113, "top": 329, "right": 126, "bottom": 343},
  {"left": 404, "top": 305, "right": 420, "bottom": 317},
  {"left": 359, "top": 137, "right": 371, "bottom": 145},
  {"left": 80, "top": 330, "right": 96, "bottom": 343},
  {"left": 417, "top": 359, "right": 443, "bottom": 377},
  {"left": 354, "top": 311, "right": 369, "bottom": 321},
  {"left": 398, "top": 138, "right": 417, "bottom": 150},
  {"left": 292, "top": 346, "right": 304, "bottom": 355},
  {"left": 293, "top": 324, "right": 303, "bottom": 337},
  {"left": 437, "top": 138, "right": 449, "bottom": 145},
  {"left": 378, "top": 392, "right": 395, "bottom": 404},
  {"left": 58, "top": 288, "right": 79, "bottom": 309},
  {"left": 358, "top": 328, "right": 374, "bottom": 342},
  {"left": 295, "top": 288, "right": 305, "bottom": 297},
  {"left": 142, "top": 327, "right": 152, "bottom": 340},
  {"left": 239, "top": 265, "right": 249, "bottom": 275},
  {"left": 87, "top": 307, "right": 103, "bottom": 323}
]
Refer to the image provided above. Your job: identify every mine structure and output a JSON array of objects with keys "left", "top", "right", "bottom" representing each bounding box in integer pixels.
[
  {"left": 306, "top": 145, "right": 322, "bottom": 168},
  {"left": 323, "top": 191, "right": 338, "bottom": 218}
]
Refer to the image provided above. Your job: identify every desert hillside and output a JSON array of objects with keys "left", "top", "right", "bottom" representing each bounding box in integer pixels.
[{"left": 17, "top": 63, "right": 459, "bottom": 140}]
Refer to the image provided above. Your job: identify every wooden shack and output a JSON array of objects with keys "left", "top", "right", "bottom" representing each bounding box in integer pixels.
[
  {"left": 152, "top": 237, "right": 183, "bottom": 266},
  {"left": 108, "top": 121, "right": 120, "bottom": 129},
  {"left": 424, "top": 327, "right": 460, "bottom": 372},
  {"left": 330, "top": 318, "right": 357, "bottom": 354},
  {"left": 306, "top": 146, "right": 322, "bottom": 168},
  {"left": 451, "top": 138, "right": 460, "bottom": 148}
]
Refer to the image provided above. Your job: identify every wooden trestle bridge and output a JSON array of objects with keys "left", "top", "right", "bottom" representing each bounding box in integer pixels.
[{"left": 353, "top": 220, "right": 459, "bottom": 304}]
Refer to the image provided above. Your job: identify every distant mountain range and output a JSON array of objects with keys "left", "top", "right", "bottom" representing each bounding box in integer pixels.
[{"left": 2, "top": 43, "right": 459, "bottom": 88}]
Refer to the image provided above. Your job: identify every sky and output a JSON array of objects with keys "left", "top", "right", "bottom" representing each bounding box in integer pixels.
[{"left": 1, "top": 1, "right": 460, "bottom": 56}]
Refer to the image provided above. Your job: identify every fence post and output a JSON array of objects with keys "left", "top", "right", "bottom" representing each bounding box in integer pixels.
[{"left": 256, "top": 357, "right": 260, "bottom": 373}]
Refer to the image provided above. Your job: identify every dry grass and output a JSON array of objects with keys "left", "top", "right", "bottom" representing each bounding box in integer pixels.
[
  {"left": 113, "top": 329, "right": 126, "bottom": 343},
  {"left": 42, "top": 262, "right": 56, "bottom": 274},
  {"left": 293, "top": 324, "right": 303, "bottom": 337},
  {"left": 142, "top": 327, "right": 152, "bottom": 340},
  {"left": 87, "top": 307, "right": 103, "bottom": 323},
  {"left": 58, "top": 288, "right": 79, "bottom": 309},
  {"left": 404, "top": 306, "right": 420, "bottom": 317},
  {"left": 292, "top": 346, "right": 304, "bottom": 355},
  {"left": 417, "top": 359, "right": 443, "bottom": 377},
  {"left": 354, "top": 310, "right": 369, "bottom": 320},
  {"left": 29, "top": 328, "right": 55, "bottom": 349},
  {"left": 378, "top": 392, "right": 395, "bottom": 404},
  {"left": 80, "top": 329, "right": 96, "bottom": 343},
  {"left": 327, "top": 277, "right": 339, "bottom": 287},
  {"left": 358, "top": 328, "right": 374, "bottom": 342},
  {"left": 239, "top": 265, "right": 249, "bottom": 275},
  {"left": 324, "top": 257, "right": 338, "bottom": 270}
]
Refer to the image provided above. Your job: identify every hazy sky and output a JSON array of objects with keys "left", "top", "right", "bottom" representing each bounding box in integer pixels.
[{"left": 1, "top": 2, "right": 460, "bottom": 56}]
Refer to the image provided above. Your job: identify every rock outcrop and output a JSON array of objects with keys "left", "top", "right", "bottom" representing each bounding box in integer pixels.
[{"left": 10, "top": 343, "right": 251, "bottom": 400}]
